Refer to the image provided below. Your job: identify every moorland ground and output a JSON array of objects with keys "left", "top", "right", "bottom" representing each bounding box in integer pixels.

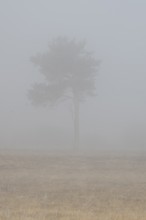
[{"left": 0, "top": 150, "right": 146, "bottom": 219}]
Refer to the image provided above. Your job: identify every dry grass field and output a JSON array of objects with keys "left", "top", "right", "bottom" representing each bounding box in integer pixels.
[{"left": 0, "top": 150, "right": 146, "bottom": 219}]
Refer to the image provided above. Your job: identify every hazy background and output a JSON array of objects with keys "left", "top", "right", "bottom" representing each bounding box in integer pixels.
[{"left": 0, "top": 0, "right": 146, "bottom": 151}]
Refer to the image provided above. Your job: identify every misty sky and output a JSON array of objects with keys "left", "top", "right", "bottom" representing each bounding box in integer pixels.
[{"left": 0, "top": 0, "right": 146, "bottom": 149}]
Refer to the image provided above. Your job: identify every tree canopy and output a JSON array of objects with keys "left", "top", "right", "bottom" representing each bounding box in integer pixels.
[{"left": 28, "top": 37, "right": 100, "bottom": 106}]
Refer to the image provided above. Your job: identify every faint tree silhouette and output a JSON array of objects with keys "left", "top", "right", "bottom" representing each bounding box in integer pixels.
[{"left": 28, "top": 37, "right": 100, "bottom": 150}]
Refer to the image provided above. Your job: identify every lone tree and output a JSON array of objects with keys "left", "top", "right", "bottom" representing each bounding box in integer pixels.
[{"left": 28, "top": 37, "right": 100, "bottom": 150}]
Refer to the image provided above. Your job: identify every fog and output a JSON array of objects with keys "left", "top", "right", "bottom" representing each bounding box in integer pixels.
[{"left": 0, "top": 0, "right": 146, "bottom": 151}]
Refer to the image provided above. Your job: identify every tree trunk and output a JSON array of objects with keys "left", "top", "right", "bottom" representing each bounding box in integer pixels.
[{"left": 73, "top": 96, "right": 80, "bottom": 151}]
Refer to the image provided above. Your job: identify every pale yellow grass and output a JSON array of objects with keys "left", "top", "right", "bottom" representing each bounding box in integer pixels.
[
  {"left": 0, "top": 151, "right": 146, "bottom": 219},
  {"left": 0, "top": 197, "right": 146, "bottom": 220}
]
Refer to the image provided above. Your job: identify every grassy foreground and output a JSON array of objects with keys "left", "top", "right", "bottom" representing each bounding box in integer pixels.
[{"left": 0, "top": 150, "right": 146, "bottom": 219}]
